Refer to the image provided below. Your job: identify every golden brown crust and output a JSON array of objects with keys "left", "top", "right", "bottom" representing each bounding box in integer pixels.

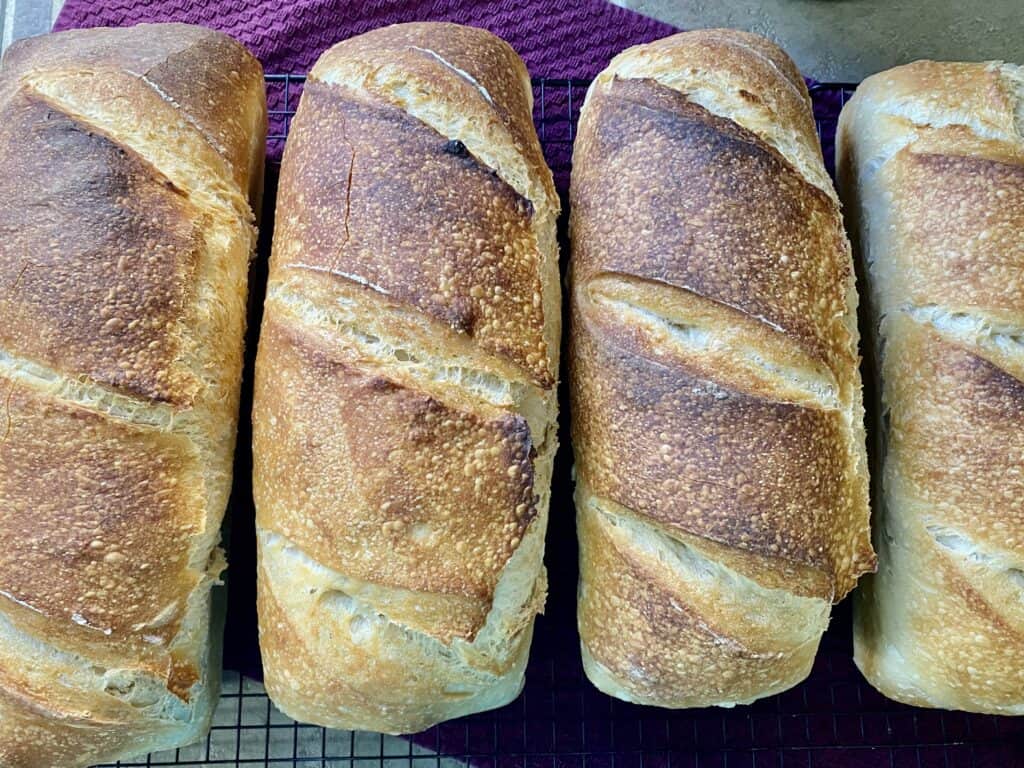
[
  {"left": 255, "top": 22, "right": 558, "bottom": 733},
  {"left": 843, "top": 60, "right": 1021, "bottom": 142},
  {"left": 0, "top": 374, "right": 206, "bottom": 662},
  {"left": 596, "top": 29, "right": 832, "bottom": 199},
  {"left": 571, "top": 300, "right": 858, "bottom": 598},
  {"left": 0, "top": 608, "right": 208, "bottom": 768},
  {"left": 571, "top": 76, "right": 854, "bottom": 384},
  {"left": 576, "top": 495, "right": 828, "bottom": 708},
  {"left": 883, "top": 143, "right": 1024, "bottom": 325},
  {"left": 570, "top": 29, "right": 872, "bottom": 708},
  {"left": 0, "top": 89, "right": 204, "bottom": 405},
  {"left": 0, "top": 23, "right": 265, "bottom": 764},
  {"left": 855, "top": 502, "right": 1024, "bottom": 712},
  {"left": 253, "top": 311, "right": 536, "bottom": 641},
  {"left": 853, "top": 323, "right": 1024, "bottom": 708},
  {"left": 1, "top": 23, "right": 266, "bottom": 204},
  {"left": 605, "top": 28, "right": 813, "bottom": 119},
  {"left": 0, "top": 691, "right": 169, "bottom": 768},
  {"left": 840, "top": 59, "right": 1024, "bottom": 714},
  {"left": 311, "top": 21, "right": 557, "bottom": 215},
  {"left": 885, "top": 318, "right": 1024, "bottom": 568},
  {"left": 256, "top": 532, "right": 536, "bottom": 735},
  {"left": 274, "top": 78, "right": 551, "bottom": 386}
]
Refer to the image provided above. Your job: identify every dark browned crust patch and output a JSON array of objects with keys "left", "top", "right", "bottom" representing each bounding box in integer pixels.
[
  {"left": 274, "top": 80, "right": 550, "bottom": 386},
  {"left": 572, "top": 77, "right": 852, "bottom": 375},
  {"left": 0, "top": 90, "right": 204, "bottom": 405}
]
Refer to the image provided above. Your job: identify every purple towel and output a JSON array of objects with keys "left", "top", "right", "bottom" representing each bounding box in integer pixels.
[{"left": 55, "top": 0, "right": 676, "bottom": 79}]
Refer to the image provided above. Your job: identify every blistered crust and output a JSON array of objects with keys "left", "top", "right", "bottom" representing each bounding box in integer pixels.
[
  {"left": 254, "top": 22, "right": 558, "bottom": 733},
  {"left": 881, "top": 145, "right": 1024, "bottom": 322},
  {"left": 0, "top": 22, "right": 264, "bottom": 765},
  {"left": 572, "top": 301, "right": 868, "bottom": 599},
  {"left": 253, "top": 312, "right": 537, "bottom": 641},
  {"left": 275, "top": 80, "right": 551, "bottom": 386},
  {"left": 840, "top": 59, "right": 1024, "bottom": 713},
  {"left": 0, "top": 375, "right": 208, "bottom": 672},
  {"left": 576, "top": 498, "right": 828, "bottom": 708},
  {"left": 572, "top": 77, "right": 853, "bottom": 376},
  {"left": 0, "top": 92, "right": 204, "bottom": 405},
  {"left": 311, "top": 21, "right": 557, "bottom": 215},
  {"left": 570, "top": 29, "right": 872, "bottom": 708},
  {"left": 257, "top": 531, "right": 535, "bottom": 735},
  {"left": 885, "top": 319, "right": 1024, "bottom": 555},
  {"left": 1, "top": 23, "right": 266, "bottom": 202}
]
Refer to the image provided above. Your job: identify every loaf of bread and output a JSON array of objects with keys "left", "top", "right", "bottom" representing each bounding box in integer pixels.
[
  {"left": 838, "top": 61, "right": 1024, "bottom": 714},
  {"left": 0, "top": 24, "right": 265, "bottom": 766},
  {"left": 569, "top": 29, "right": 875, "bottom": 708},
  {"left": 252, "top": 22, "right": 560, "bottom": 733}
]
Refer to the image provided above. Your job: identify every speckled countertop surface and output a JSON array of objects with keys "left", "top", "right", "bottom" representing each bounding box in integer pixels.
[
  {"left": 614, "top": 0, "right": 1023, "bottom": 81},
  {"left": 1, "top": 0, "right": 61, "bottom": 52}
]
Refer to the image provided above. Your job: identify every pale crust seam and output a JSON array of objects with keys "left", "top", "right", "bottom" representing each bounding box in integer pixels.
[
  {"left": 923, "top": 520, "right": 1024, "bottom": 574},
  {"left": 15, "top": 76, "right": 255, "bottom": 238},
  {"left": 259, "top": 528, "right": 504, "bottom": 671},
  {"left": 266, "top": 275, "right": 550, "bottom": 414},
  {"left": 132, "top": 70, "right": 231, "bottom": 159},
  {"left": 580, "top": 489, "right": 833, "bottom": 605},
  {"left": 578, "top": 272, "right": 842, "bottom": 410},
  {"left": 0, "top": 349, "right": 193, "bottom": 431},
  {"left": 260, "top": 528, "right": 440, "bottom": 638},
  {"left": 887, "top": 304, "right": 1024, "bottom": 383},
  {"left": 21, "top": 76, "right": 254, "bottom": 230}
]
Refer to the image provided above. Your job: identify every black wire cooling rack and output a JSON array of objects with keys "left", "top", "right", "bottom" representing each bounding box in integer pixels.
[{"left": 97, "top": 77, "right": 1024, "bottom": 768}]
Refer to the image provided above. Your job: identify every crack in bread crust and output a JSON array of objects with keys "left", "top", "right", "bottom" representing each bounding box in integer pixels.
[{"left": 254, "top": 22, "right": 559, "bottom": 735}]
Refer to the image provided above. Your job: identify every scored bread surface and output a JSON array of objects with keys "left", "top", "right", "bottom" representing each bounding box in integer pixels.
[
  {"left": 838, "top": 60, "right": 1024, "bottom": 714},
  {"left": 0, "top": 23, "right": 266, "bottom": 767},
  {"left": 252, "top": 22, "right": 560, "bottom": 734},
  {"left": 569, "top": 29, "right": 874, "bottom": 708}
]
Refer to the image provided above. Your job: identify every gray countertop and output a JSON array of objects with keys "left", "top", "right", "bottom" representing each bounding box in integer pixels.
[
  {"left": 615, "top": 0, "right": 1024, "bottom": 81},
  {"left": 1, "top": 0, "right": 61, "bottom": 52}
]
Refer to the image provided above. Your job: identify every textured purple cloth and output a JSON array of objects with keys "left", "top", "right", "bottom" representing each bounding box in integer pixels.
[{"left": 55, "top": 0, "right": 676, "bottom": 79}]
